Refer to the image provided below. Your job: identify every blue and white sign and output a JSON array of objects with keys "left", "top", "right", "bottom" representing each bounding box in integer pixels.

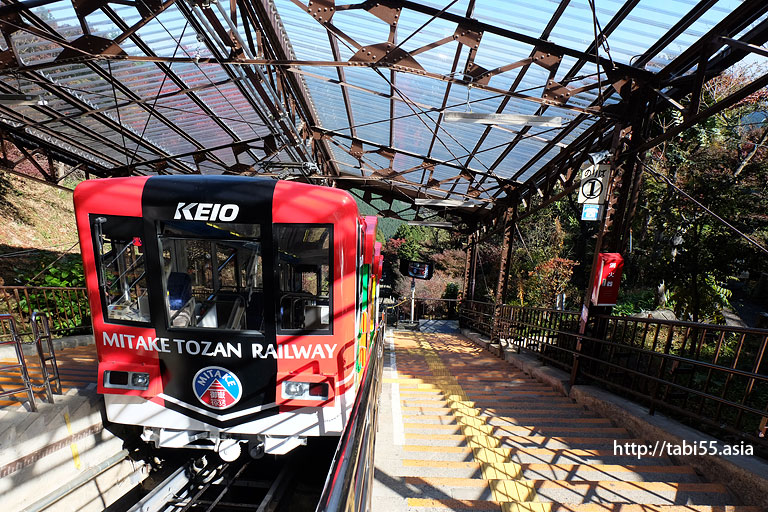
[
  {"left": 193, "top": 366, "right": 242, "bottom": 410},
  {"left": 581, "top": 204, "right": 602, "bottom": 222}
]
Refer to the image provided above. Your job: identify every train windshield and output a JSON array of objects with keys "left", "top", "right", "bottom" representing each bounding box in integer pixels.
[
  {"left": 92, "top": 215, "right": 151, "bottom": 324},
  {"left": 276, "top": 225, "right": 332, "bottom": 333},
  {"left": 158, "top": 221, "right": 264, "bottom": 332}
]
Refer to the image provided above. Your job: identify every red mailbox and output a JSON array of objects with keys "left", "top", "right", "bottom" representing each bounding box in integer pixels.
[{"left": 591, "top": 253, "right": 624, "bottom": 306}]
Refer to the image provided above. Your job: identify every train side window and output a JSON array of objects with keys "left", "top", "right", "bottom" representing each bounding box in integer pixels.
[
  {"left": 276, "top": 225, "right": 332, "bottom": 333},
  {"left": 92, "top": 215, "right": 151, "bottom": 324},
  {"left": 158, "top": 221, "right": 263, "bottom": 332}
]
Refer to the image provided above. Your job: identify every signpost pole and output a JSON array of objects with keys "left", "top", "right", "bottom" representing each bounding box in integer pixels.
[{"left": 410, "top": 277, "right": 416, "bottom": 323}]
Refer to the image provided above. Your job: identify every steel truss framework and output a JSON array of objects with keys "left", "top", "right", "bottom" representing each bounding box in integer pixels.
[{"left": 0, "top": 0, "right": 766, "bottom": 231}]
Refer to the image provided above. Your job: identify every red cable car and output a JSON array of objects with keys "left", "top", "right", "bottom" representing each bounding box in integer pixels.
[{"left": 74, "top": 176, "right": 379, "bottom": 459}]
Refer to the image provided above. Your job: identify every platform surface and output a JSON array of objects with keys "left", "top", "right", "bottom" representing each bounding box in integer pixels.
[
  {"left": 0, "top": 338, "right": 97, "bottom": 409},
  {"left": 373, "top": 321, "right": 757, "bottom": 512}
]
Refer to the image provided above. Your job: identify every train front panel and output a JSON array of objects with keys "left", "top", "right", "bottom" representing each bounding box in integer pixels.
[{"left": 74, "top": 176, "right": 362, "bottom": 455}]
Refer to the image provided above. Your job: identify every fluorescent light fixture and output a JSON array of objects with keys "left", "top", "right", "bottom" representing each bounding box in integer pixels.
[
  {"left": 407, "top": 221, "right": 453, "bottom": 229},
  {"left": 443, "top": 112, "right": 562, "bottom": 127},
  {"left": 0, "top": 94, "right": 48, "bottom": 106},
  {"left": 414, "top": 198, "right": 466, "bottom": 207}
]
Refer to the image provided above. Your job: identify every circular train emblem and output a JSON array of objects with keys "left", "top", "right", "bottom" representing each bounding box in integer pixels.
[{"left": 193, "top": 366, "right": 243, "bottom": 410}]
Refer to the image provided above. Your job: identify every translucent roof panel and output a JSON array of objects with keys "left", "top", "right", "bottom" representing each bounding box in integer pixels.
[{"left": 0, "top": 0, "right": 765, "bottom": 221}]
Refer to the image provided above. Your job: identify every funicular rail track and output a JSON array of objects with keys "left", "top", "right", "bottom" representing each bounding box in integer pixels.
[
  {"left": 116, "top": 314, "right": 386, "bottom": 512},
  {"left": 125, "top": 456, "right": 296, "bottom": 512}
]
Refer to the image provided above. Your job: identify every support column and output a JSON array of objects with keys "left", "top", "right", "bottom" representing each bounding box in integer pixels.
[
  {"left": 460, "top": 233, "right": 474, "bottom": 303},
  {"left": 459, "top": 233, "right": 478, "bottom": 329},
  {"left": 469, "top": 234, "right": 479, "bottom": 301},
  {"left": 494, "top": 207, "right": 515, "bottom": 306}
]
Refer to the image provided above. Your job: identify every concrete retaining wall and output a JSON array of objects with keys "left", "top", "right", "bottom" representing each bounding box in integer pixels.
[{"left": 0, "top": 387, "right": 148, "bottom": 511}]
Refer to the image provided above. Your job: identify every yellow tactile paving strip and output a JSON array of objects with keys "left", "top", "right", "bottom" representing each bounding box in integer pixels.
[
  {"left": 416, "top": 332, "right": 537, "bottom": 504},
  {"left": 376, "top": 328, "right": 749, "bottom": 512},
  {"left": 381, "top": 331, "right": 540, "bottom": 508},
  {"left": 0, "top": 344, "right": 97, "bottom": 408}
]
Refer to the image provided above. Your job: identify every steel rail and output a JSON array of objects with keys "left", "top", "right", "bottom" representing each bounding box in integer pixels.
[{"left": 127, "top": 463, "right": 193, "bottom": 512}]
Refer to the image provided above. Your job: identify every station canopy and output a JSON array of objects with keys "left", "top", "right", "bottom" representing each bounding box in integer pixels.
[{"left": 0, "top": 0, "right": 766, "bottom": 227}]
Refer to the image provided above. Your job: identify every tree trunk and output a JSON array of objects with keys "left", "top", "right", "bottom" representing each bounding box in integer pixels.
[{"left": 734, "top": 127, "right": 768, "bottom": 178}]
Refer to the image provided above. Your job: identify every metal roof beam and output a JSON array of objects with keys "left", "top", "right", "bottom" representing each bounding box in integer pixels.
[
  {"left": 720, "top": 37, "right": 768, "bottom": 60},
  {"left": 216, "top": 0, "right": 340, "bottom": 175},
  {"left": 484, "top": 0, "right": 641, "bottom": 183},
  {"left": 459, "top": 0, "right": 569, "bottom": 173},
  {"left": 314, "top": 127, "right": 499, "bottom": 181},
  {"left": 8, "top": 4, "right": 204, "bottom": 172},
  {"left": 388, "top": 0, "right": 652, "bottom": 82},
  {"left": 636, "top": 72, "right": 768, "bottom": 154},
  {"left": 658, "top": 0, "right": 768, "bottom": 81},
  {"left": 504, "top": 4, "right": 768, "bottom": 191},
  {"left": 108, "top": 134, "right": 277, "bottom": 174},
  {"left": 0, "top": 122, "right": 112, "bottom": 175}
]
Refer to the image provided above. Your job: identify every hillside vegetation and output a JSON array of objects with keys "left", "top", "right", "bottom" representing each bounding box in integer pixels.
[{"left": 0, "top": 173, "right": 79, "bottom": 285}]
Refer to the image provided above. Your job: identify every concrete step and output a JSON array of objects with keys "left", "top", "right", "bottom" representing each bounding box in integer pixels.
[
  {"left": 403, "top": 433, "right": 638, "bottom": 449},
  {"left": 398, "top": 387, "right": 558, "bottom": 396},
  {"left": 0, "top": 375, "right": 95, "bottom": 389},
  {"left": 406, "top": 499, "right": 759, "bottom": 512},
  {"left": 399, "top": 460, "right": 704, "bottom": 483},
  {"left": 0, "top": 404, "right": 50, "bottom": 439},
  {"left": 377, "top": 331, "right": 757, "bottom": 512},
  {"left": 398, "top": 392, "right": 564, "bottom": 401},
  {"left": 402, "top": 445, "right": 673, "bottom": 466},
  {"left": 396, "top": 373, "right": 531, "bottom": 380},
  {"left": 401, "top": 415, "right": 612, "bottom": 427},
  {"left": 396, "top": 477, "right": 734, "bottom": 505},
  {"left": 403, "top": 423, "right": 631, "bottom": 437},
  {"left": 401, "top": 372, "right": 545, "bottom": 380},
  {"left": 0, "top": 392, "right": 100, "bottom": 466},
  {"left": 63, "top": 394, "right": 100, "bottom": 432},
  {"left": 403, "top": 410, "right": 600, "bottom": 426},
  {"left": 450, "top": 390, "right": 564, "bottom": 398},
  {"left": 402, "top": 395, "right": 572, "bottom": 404},
  {"left": 387, "top": 378, "right": 536, "bottom": 387},
  {"left": 394, "top": 383, "right": 549, "bottom": 392},
  {"left": 402, "top": 404, "right": 585, "bottom": 415}
]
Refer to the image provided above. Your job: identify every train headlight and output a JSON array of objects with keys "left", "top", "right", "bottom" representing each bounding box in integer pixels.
[
  {"left": 284, "top": 381, "right": 309, "bottom": 398},
  {"left": 282, "top": 381, "right": 329, "bottom": 401},
  {"left": 104, "top": 370, "right": 150, "bottom": 390},
  {"left": 131, "top": 372, "right": 150, "bottom": 389}
]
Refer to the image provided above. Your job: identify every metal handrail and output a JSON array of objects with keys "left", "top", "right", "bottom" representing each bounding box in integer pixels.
[
  {"left": 595, "top": 312, "right": 768, "bottom": 334},
  {"left": 496, "top": 304, "right": 768, "bottom": 451},
  {"left": 459, "top": 299, "right": 497, "bottom": 337},
  {"left": 30, "top": 311, "right": 61, "bottom": 402},
  {"left": 0, "top": 314, "right": 37, "bottom": 411},
  {"left": 315, "top": 311, "right": 385, "bottom": 512}
]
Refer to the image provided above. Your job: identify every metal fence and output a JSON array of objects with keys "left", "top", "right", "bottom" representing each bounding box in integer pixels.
[
  {"left": 458, "top": 299, "right": 495, "bottom": 336},
  {"left": 0, "top": 286, "right": 91, "bottom": 337},
  {"left": 460, "top": 300, "right": 768, "bottom": 455},
  {"left": 393, "top": 297, "right": 460, "bottom": 323},
  {"left": 496, "top": 305, "right": 581, "bottom": 370}
]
